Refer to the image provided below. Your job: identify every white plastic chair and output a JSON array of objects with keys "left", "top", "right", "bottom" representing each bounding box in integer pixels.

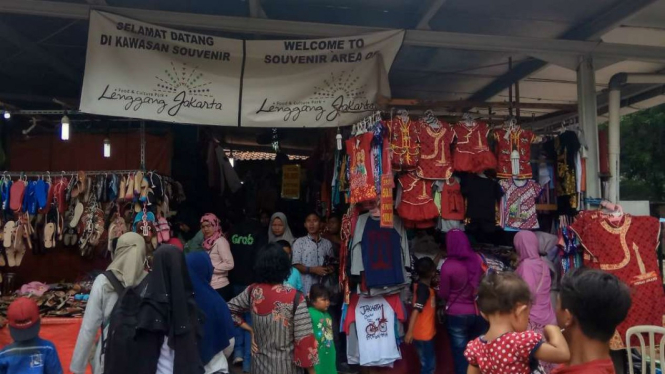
[{"left": 626, "top": 325, "right": 665, "bottom": 374}]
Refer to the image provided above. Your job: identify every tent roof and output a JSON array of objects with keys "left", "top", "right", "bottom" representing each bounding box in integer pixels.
[{"left": 1, "top": 0, "right": 665, "bottom": 127}]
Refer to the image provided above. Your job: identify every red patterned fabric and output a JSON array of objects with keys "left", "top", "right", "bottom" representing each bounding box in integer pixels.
[
  {"left": 452, "top": 122, "right": 497, "bottom": 173},
  {"left": 441, "top": 180, "right": 465, "bottom": 221},
  {"left": 388, "top": 117, "right": 420, "bottom": 171},
  {"left": 494, "top": 128, "right": 536, "bottom": 179},
  {"left": 499, "top": 179, "right": 542, "bottom": 230},
  {"left": 346, "top": 133, "right": 377, "bottom": 205},
  {"left": 416, "top": 121, "right": 455, "bottom": 180},
  {"left": 571, "top": 212, "right": 665, "bottom": 349},
  {"left": 397, "top": 173, "right": 439, "bottom": 223}
]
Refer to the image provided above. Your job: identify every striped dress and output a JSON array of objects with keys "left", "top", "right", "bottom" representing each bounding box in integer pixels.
[{"left": 228, "top": 284, "right": 318, "bottom": 374}]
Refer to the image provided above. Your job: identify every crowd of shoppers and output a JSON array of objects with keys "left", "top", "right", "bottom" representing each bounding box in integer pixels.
[{"left": 5, "top": 208, "right": 629, "bottom": 374}]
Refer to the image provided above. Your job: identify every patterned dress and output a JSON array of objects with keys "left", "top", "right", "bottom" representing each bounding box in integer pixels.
[
  {"left": 452, "top": 122, "right": 497, "bottom": 173},
  {"left": 416, "top": 120, "right": 455, "bottom": 180},
  {"left": 571, "top": 213, "right": 665, "bottom": 349},
  {"left": 388, "top": 117, "right": 420, "bottom": 171},
  {"left": 228, "top": 284, "right": 319, "bottom": 374},
  {"left": 494, "top": 128, "right": 536, "bottom": 179},
  {"left": 308, "top": 307, "right": 337, "bottom": 374},
  {"left": 346, "top": 132, "right": 377, "bottom": 204}
]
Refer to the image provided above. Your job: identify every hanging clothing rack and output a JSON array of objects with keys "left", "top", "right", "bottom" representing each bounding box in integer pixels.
[{"left": 0, "top": 170, "right": 172, "bottom": 180}]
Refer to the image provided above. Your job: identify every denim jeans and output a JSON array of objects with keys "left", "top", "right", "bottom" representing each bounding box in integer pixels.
[
  {"left": 446, "top": 314, "right": 488, "bottom": 374},
  {"left": 414, "top": 339, "right": 436, "bottom": 374},
  {"left": 232, "top": 285, "right": 252, "bottom": 373}
]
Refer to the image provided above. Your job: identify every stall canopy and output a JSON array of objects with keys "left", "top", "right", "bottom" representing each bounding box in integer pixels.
[{"left": 0, "top": 0, "right": 665, "bottom": 129}]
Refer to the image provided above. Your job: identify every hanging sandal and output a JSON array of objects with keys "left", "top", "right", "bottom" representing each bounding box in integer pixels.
[
  {"left": 3, "top": 221, "right": 15, "bottom": 248},
  {"left": 10, "top": 179, "right": 26, "bottom": 212},
  {"left": 124, "top": 174, "right": 135, "bottom": 201},
  {"left": 44, "top": 223, "right": 55, "bottom": 249},
  {"left": 70, "top": 202, "right": 84, "bottom": 228}
]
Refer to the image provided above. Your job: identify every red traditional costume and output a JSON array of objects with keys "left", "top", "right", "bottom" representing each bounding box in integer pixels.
[
  {"left": 346, "top": 132, "right": 377, "bottom": 205},
  {"left": 397, "top": 173, "right": 439, "bottom": 228},
  {"left": 387, "top": 117, "right": 419, "bottom": 171},
  {"left": 441, "top": 179, "right": 465, "bottom": 221},
  {"left": 571, "top": 212, "right": 665, "bottom": 349},
  {"left": 416, "top": 120, "right": 455, "bottom": 180},
  {"left": 494, "top": 128, "right": 536, "bottom": 179},
  {"left": 452, "top": 121, "right": 497, "bottom": 173}
]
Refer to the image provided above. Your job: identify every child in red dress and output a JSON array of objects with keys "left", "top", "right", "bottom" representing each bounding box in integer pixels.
[{"left": 464, "top": 272, "right": 570, "bottom": 374}]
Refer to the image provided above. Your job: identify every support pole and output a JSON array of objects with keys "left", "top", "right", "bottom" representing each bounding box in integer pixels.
[
  {"left": 140, "top": 121, "right": 146, "bottom": 171},
  {"left": 608, "top": 88, "right": 621, "bottom": 203},
  {"left": 577, "top": 56, "right": 601, "bottom": 198}
]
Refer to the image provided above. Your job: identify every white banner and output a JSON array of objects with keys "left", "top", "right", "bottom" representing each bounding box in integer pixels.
[
  {"left": 241, "top": 30, "right": 404, "bottom": 127},
  {"left": 80, "top": 11, "right": 404, "bottom": 127},
  {"left": 80, "top": 11, "right": 243, "bottom": 126}
]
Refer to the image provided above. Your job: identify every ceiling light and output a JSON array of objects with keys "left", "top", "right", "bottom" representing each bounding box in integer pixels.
[
  {"left": 2, "top": 110, "right": 10, "bottom": 120},
  {"left": 61, "top": 115, "right": 70, "bottom": 141},
  {"left": 103, "top": 138, "right": 111, "bottom": 158}
]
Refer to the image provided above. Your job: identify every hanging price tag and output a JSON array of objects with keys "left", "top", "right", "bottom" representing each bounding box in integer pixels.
[{"left": 380, "top": 174, "right": 394, "bottom": 228}]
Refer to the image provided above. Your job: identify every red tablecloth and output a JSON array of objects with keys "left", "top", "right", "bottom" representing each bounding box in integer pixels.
[{"left": 0, "top": 318, "right": 92, "bottom": 374}]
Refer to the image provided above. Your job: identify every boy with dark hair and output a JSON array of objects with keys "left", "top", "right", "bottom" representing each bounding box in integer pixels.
[
  {"left": 553, "top": 268, "right": 632, "bottom": 374},
  {"left": 0, "top": 297, "right": 63, "bottom": 374},
  {"left": 292, "top": 212, "right": 333, "bottom": 294},
  {"left": 405, "top": 257, "right": 437, "bottom": 374}
]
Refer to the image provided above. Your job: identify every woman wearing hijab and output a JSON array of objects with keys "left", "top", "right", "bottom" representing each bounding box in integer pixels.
[
  {"left": 200, "top": 213, "right": 234, "bottom": 301},
  {"left": 186, "top": 252, "right": 235, "bottom": 374},
  {"left": 71, "top": 232, "right": 147, "bottom": 374},
  {"left": 228, "top": 243, "right": 318, "bottom": 374},
  {"left": 534, "top": 230, "right": 561, "bottom": 308},
  {"left": 135, "top": 245, "right": 204, "bottom": 374},
  {"left": 439, "top": 229, "right": 487, "bottom": 374},
  {"left": 268, "top": 212, "right": 295, "bottom": 244},
  {"left": 515, "top": 231, "right": 557, "bottom": 373}
]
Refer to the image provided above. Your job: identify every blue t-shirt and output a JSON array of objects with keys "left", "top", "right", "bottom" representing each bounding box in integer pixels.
[
  {"left": 361, "top": 217, "right": 404, "bottom": 288},
  {"left": 285, "top": 267, "right": 303, "bottom": 291},
  {"left": 0, "top": 337, "right": 62, "bottom": 374}
]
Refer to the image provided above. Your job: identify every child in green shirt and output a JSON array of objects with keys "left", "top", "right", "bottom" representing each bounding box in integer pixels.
[{"left": 308, "top": 284, "right": 336, "bottom": 374}]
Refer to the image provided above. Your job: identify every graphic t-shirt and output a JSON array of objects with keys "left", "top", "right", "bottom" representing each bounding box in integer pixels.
[
  {"left": 465, "top": 331, "right": 543, "bottom": 374},
  {"left": 361, "top": 217, "right": 405, "bottom": 288},
  {"left": 229, "top": 219, "right": 268, "bottom": 286},
  {"left": 0, "top": 338, "right": 63, "bottom": 374},
  {"left": 571, "top": 212, "right": 665, "bottom": 349},
  {"left": 412, "top": 282, "right": 436, "bottom": 341},
  {"left": 500, "top": 179, "right": 542, "bottom": 230},
  {"left": 308, "top": 308, "right": 337, "bottom": 374},
  {"left": 354, "top": 296, "right": 402, "bottom": 366}
]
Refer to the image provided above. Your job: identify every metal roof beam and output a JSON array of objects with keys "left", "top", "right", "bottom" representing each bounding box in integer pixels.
[
  {"left": 416, "top": 0, "right": 446, "bottom": 30},
  {"left": 0, "top": 19, "right": 80, "bottom": 82},
  {"left": 468, "top": 0, "right": 661, "bottom": 102},
  {"left": 248, "top": 0, "right": 267, "bottom": 19},
  {"left": 2, "top": 0, "right": 665, "bottom": 62},
  {"left": 84, "top": 0, "right": 107, "bottom": 5}
]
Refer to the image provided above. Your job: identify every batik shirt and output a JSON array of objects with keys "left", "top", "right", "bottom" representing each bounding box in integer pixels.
[
  {"left": 292, "top": 235, "right": 334, "bottom": 294},
  {"left": 500, "top": 179, "right": 542, "bottom": 230},
  {"left": 228, "top": 284, "right": 318, "bottom": 374}
]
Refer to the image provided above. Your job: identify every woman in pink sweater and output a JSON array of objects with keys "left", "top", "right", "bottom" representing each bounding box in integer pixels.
[{"left": 201, "top": 213, "right": 234, "bottom": 300}]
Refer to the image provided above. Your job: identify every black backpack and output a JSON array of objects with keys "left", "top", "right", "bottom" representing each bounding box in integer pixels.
[{"left": 101, "top": 270, "right": 148, "bottom": 374}]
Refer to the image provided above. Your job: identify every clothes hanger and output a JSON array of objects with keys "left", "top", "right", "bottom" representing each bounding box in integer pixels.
[{"left": 462, "top": 112, "right": 475, "bottom": 127}]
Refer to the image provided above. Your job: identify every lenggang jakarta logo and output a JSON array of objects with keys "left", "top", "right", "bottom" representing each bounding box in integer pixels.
[
  {"left": 97, "top": 62, "right": 223, "bottom": 116},
  {"left": 256, "top": 69, "right": 377, "bottom": 122}
]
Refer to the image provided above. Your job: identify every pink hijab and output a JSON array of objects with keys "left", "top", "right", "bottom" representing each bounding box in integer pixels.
[
  {"left": 514, "top": 231, "right": 556, "bottom": 325},
  {"left": 445, "top": 229, "right": 483, "bottom": 288},
  {"left": 201, "top": 213, "right": 223, "bottom": 251}
]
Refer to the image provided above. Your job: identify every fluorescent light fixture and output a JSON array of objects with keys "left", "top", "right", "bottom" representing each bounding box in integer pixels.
[
  {"left": 61, "top": 115, "right": 70, "bottom": 140},
  {"left": 103, "top": 138, "right": 111, "bottom": 158}
]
